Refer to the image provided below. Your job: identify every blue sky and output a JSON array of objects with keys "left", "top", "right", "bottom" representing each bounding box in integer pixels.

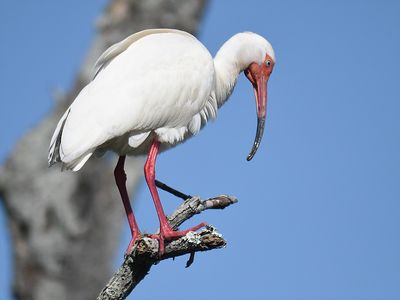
[{"left": 1, "top": 1, "right": 400, "bottom": 300}]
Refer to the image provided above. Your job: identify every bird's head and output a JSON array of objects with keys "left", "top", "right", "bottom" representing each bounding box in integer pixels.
[{"left": 240, "top": 33, "right": 275, "bottom": 161}]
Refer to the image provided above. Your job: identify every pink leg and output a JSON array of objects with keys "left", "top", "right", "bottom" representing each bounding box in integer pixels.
[
  {"left": 144, "top": 139, "right": 206, "bottom": 255},
  {"left": 114, "top": 155, "right": 141, "bottom": 255}
]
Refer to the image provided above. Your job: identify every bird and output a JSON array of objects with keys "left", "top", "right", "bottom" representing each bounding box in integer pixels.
[{"left": 48, "top": 28, "right": 275, "bottom": 255}]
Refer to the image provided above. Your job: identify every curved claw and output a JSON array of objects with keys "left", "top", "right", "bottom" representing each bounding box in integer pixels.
[{"left": 149, "top": 222, "right": 207, "bottom": 256}]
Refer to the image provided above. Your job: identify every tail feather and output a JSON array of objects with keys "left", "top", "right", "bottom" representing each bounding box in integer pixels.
[
  {"left": 48, "top": 108, "right": 70, "bottom": 167},
  {"left": 61, "top": 152, "right": 93, "bottom": 172}
]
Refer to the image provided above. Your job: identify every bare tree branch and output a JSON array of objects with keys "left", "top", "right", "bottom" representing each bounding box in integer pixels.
[{"left": 97, "top": 195, "right": 237, "bottom": 300}]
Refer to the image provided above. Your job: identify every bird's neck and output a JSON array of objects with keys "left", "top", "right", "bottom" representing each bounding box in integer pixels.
[
  {"left": 213, "top": 55, "right": 240, "bottom": 108},
  {"left": 213, "top": 36, "right": 253, "bottom": 107}
]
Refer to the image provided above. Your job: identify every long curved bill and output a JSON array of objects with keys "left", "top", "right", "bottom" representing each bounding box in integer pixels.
[{"left": 247, "top": 74, "right": 268, "bottom": 161}]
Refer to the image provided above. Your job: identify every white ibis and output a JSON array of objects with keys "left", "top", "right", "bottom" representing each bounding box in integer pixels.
[{"left": 48, "top": 29, "right": 275, "bottom": 255}]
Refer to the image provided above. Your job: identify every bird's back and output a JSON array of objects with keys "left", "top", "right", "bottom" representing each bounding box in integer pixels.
[{"left": 49, "top": 30, "right": 215, "bottom": 170}]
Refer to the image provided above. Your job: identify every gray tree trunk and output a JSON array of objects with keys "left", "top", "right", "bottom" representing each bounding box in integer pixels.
[{"left": 0, "top": 1, "right": 208, "bottom": 299}]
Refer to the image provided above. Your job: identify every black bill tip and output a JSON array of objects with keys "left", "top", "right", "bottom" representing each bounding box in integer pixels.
[{"left": 246, "top": 117, "right": 265, "bottom": 161}]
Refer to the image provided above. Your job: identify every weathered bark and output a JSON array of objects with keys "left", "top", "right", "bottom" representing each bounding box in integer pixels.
[
  {"left": 0, "top": 1, "right": 208, "bottom": 300},
  {"left": 97, "top": 195, "right": 237, "bottom": 300}
]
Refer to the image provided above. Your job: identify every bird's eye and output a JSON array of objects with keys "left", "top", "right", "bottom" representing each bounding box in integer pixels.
[{"left": 265, "top": 60, "right": 271, "bottom": 67}]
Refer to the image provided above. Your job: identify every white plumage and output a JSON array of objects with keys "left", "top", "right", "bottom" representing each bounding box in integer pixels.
[
  {"left": 49, "top": 29, "right": 275, "bottom": 171},
  {"left": 48, "top": 28, "right": 276, "bottom": 255},
  {"left": 49, "top": 29, "right": 210, "bottom": 170}
]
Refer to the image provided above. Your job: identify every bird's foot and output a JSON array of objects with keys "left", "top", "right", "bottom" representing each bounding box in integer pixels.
[
  {"left": 149, "top": 222, "right": 207, "bottom": 256},
  {"left": 124, "top": 232, "right": 141, "bottom": 257}
]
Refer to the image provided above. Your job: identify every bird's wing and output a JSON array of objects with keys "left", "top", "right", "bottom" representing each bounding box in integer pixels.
[
  {"left": 58, "top": 32, "right": 214, "bottom": 167},
  {"left": 93, "top": 28, "right": 195, "bottom": 79}
]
